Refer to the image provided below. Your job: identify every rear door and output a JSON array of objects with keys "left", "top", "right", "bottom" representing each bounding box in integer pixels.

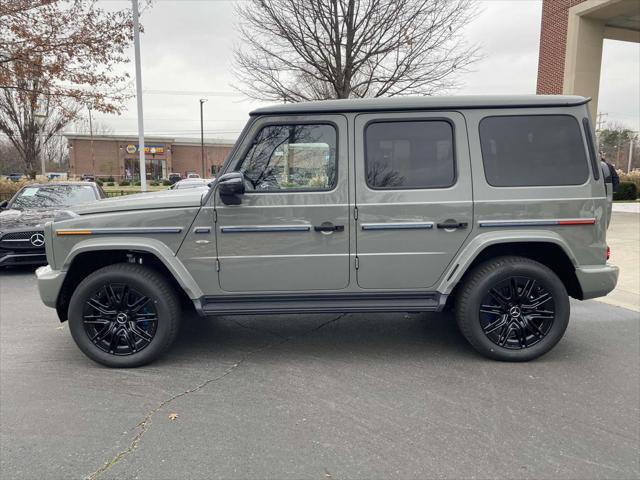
[
  {"left": 354, "top": 112, "right": 472, "bottom": 289},
  {"left": 215, "top": 115, "right": 350, "bottom": 292}
]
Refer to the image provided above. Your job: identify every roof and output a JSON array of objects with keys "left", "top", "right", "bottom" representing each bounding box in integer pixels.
[
  {"left": 250, "top": 95, "right": 590, "bottom": 116},
  {"left": 63, "top": 134, "right": 236, "bottom": 146}
]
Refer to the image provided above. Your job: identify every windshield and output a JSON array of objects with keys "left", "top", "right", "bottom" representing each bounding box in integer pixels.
[{"left": 10, "top": 185, "right": 97, "bottom": 210}]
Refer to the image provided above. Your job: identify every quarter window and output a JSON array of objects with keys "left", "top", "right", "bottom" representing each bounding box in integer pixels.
[
  {"left": 365, "top": 120, "right": 455, "bottom": 189},
  {"left": 238, "top": 124, "right": 337, "bottom": 191},
  {"left": 479, "top": 115, "right": 589, "bottom": 187}
]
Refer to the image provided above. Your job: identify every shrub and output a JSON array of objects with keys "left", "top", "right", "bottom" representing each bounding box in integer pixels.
[
  {"left": 619, "top": 171, "right": 640, "bottom": 191},
  {"left": 613, "top": 182, "right": 638, "bottom": 201},
  {"left": 106, "top": 182, "right": 114, "bottom": 186},
  {"left": 134, "top": 181, "right": 141, "bottom": 186},
  {"left": 119, "top": 180, "right": 130, "bottom": 186},
  {"left": 150, "top": 181, "right": 159, "bottom": 186},
  {"left": 162, "top": 179, "right": 172, "bottom": 186},
  {"left": 95, "top": 179, "right": 103, "bottom": 186},
  {"left": 106, "top": 176, "right": 115, "bottom": 182}
]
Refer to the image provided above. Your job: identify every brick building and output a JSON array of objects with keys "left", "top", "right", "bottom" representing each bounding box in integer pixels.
[
  {"left": 66, "top": 135, "right": 235, "bottom": 180},
  {"left": 536, "top": 0, "right": 639, "bottom": 121}
]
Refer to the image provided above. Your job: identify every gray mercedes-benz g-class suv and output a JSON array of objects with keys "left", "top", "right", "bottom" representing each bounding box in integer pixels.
[{"left": 36, "top": 95, "right": 619, "bottom": 367}]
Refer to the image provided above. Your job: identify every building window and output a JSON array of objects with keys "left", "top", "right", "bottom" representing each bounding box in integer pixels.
[
  {"left": 479, "top": 115, "right": 589, "bottom": 187},
  {"left": 364, "top": 120, "right": 455, "bottom": 189}
]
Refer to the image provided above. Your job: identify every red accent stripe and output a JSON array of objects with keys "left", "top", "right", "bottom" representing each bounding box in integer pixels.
[{"left": 558, "top": 219, "right": 596, "bottom": 225}]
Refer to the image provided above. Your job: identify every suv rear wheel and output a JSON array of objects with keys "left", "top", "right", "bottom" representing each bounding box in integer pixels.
[
  {"left": 454, "top": 256, "right": 570, "bottom": 361},
  {"left": 68, "top": 263, "right": 180, "bottom": 367}
]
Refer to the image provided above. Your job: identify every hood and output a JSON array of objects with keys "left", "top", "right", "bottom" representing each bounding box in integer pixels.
[
  {"left": 72, "top": 188, "right": 207, "bottom": 215},
  {"left": 0, "top": 207, "right": 60, "bottom": 231}
]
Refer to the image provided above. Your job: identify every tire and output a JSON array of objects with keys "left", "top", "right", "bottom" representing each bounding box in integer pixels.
[
  {"left": 454, "top": 256, "right": 570, "bottom": 362},
  {"left": 68, "top": 263, "right": 180, "bottom": 367}
]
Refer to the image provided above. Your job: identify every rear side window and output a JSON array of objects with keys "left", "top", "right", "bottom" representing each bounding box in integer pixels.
[
  {"left": 479, "top": 115, "right": 589, "bottom": 187},
  {"left": 365, "top": 120, "right": 455, "bottom": 189}
]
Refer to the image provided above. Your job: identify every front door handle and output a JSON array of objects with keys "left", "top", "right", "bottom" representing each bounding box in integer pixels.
[
  {"left": 436, "top": 221, "right": 468, "bottom": 230},
  {"left": 314, "top": 224, "right": 344, "bottom": 232}
]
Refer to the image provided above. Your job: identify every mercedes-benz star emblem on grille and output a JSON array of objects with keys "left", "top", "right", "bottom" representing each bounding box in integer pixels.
[{"left": 30, "top": 233, "right": 45, "bottom": 247}]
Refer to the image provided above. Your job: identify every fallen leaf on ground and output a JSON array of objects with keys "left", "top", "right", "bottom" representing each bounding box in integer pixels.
[{"left": 168, "top": 413, "right": 178, "bottom": 421}]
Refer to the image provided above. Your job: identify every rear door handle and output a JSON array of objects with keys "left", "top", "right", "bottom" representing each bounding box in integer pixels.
[
  {"left": 436, "top": 221, "right": 468, "bottom": 229},
  {"left": 314, "top": 224, "right": 344, "bottom": 232}
]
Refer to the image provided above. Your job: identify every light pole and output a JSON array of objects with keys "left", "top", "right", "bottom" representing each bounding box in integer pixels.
[
  {"left": 34, "top": 112, "right": 46, "bottom": 178},
  {"left": 132, "top": 0, "right": 147, "bottom": 191},
  {"left": 200, "top": 98, "right": 207, "bottom": 177},
  {"left": 87, "top": 103, "right": 95, "bottom": 176}
]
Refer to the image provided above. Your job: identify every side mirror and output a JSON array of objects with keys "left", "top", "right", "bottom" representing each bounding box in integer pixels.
[
  {"left": 0, "top": 200, "right": 8, "bottom": 210},
  {"left": 217, "top": 172, "right": 245, "bottom": 205}
]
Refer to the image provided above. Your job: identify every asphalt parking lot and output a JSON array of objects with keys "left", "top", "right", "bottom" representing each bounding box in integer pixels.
[{"left": 1, "top": 267, "right": 639, "bottom": 480}]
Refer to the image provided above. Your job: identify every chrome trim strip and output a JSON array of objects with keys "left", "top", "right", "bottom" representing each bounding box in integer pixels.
[
  {"left": 361, "top": 222, "right": 434, "bottom": 231},
  {"left": 1, "top": 238, "right": 31, "bottom": 242},
  {"left": 194, "top": 227, "right": 211, "bottom": 234},
  {"left": 479, "top": 218, "right": 596, "bottom": 228},
  {"left": 57, "top": 227, "right": 183, "bottom": 235},
  {"left": 220, "top": 225, "right": 311, "bottom": 233}
]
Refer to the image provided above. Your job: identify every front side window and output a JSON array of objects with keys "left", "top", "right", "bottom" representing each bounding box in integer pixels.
[
  {"left": 479, "top": 115, "right": 589, "bottom": 187},
  {"left": 238, "top": 124, "right": 337, "bottom": 191},
  {"left": 365, "top": 120, "right": 455, "bottom": 189}
]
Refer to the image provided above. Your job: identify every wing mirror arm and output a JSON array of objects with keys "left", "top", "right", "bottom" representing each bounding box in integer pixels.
[
  {"left": 0, "top": 200, "right": 8, "bottom": 210},
  {"left": 215, "top": 172, "right": 246, "bottom": 205}
]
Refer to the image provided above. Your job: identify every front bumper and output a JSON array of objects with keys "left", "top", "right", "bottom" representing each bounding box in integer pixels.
[
  {"left": 35, "top": 265, "right": 66, "bottom": 309},
  {"left": 0, "top": 251, "right": 47, "bottom": 266},
  {"left": 575, "top": 263, "right": 619, "bottom": 300}
]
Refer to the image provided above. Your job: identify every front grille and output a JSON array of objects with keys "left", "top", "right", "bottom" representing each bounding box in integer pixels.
[
  {"left": 1, "top": 231, "right": 37, "bottom": 240},
  {"left": 0, "top": 230, "right": 45, "bottom": 251}
]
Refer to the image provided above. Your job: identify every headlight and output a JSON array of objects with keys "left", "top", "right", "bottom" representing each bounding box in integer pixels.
[{"left": 53, "top": 210, "right": 80, "bottom": 222}]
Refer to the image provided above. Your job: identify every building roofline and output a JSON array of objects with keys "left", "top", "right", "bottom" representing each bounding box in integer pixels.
[
  {"left": 63, "top": 133, "right": 236, "bottom": 146},
  {"left": 250, "top": 95, "right": 590, "bottom": 116}
]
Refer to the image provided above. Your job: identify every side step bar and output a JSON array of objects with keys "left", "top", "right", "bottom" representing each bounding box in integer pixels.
[{"left": 198, "top": 292, "right": 447, "bottom": 316}]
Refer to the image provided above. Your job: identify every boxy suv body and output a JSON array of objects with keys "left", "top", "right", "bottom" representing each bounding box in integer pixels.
[{"left": 36, "top": 95, "right": 618, "bottom": 367}]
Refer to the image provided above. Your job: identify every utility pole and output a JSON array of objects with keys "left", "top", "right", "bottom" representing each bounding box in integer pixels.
[
  {"left": 596, "top": 112, "right": 608, "bottom": 132},
  {"left": 132, "top": 0, "right": 147, "bottom": 191},
  {"left": 87, "top": 104, "right": 95, "bottom": 177},
  {"left": 200, "top": 98, "right": 207, "bottom": 177},
  {"left": 628, "top": 135, "right": 636, "bottom": 173}
]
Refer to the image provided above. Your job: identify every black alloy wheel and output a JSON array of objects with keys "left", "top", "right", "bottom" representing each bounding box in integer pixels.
[
  {"left": 68, "top": 263, "right": 180, "bottom": 368},
  {"left": 479, "top": 276, "right": 555, "bottom": 349},
  {"left": 83, "top": 283, "right": 158, "bottom": 355},
  {"left": 454, "top": 256, "right": 570, "bottom": 362}
]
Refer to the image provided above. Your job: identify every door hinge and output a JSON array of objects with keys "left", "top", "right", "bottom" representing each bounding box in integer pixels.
[
  {"left": 355, "top": 256, "right": 359, "bottom": 269},
  {"left": 215, "top": 259, "right": 220, "bottom": 272},
  {"left": 354, "top": 206, "right": 358, "bottom": 220},
  {"left": 213, "top": 209, "right": 218, "bottom": 223}
]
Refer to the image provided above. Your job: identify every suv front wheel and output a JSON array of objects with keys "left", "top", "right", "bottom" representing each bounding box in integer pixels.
[
  {"left": 455, "top": 256, "right": 570, "bottom": 361},
  {"left": 68, "top": 263, "right": 180, "bottom": 367}
]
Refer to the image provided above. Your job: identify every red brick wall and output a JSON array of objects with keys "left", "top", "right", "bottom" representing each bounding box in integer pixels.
[
  {"left": 536, "top": 0, "right": 587, "bottom": 94},
  {"left": 172, "top": 144, "right": 233, "bottom": 177}
]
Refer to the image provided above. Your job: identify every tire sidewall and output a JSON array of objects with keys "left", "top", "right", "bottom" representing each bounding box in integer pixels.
[
  {"left": 68, "top": 266, "right": 176, "bottom": 367},
  {"left": 461, "top": 259, "right": 570, "bottom": 361}
]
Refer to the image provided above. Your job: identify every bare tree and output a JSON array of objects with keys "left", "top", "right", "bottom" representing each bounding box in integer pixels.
[
  {"left": 0, "top": 1, "right": 136, "bottom": 177},
  {"left": 234, "top": 0, "right": 480, "bottom": 102}
]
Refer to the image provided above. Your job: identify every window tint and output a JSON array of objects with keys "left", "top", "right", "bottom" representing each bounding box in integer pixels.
[
  {"left": 365, "top": 120, "right": 455, "bottom": 189},
  {"left": 479, "top": 115, "right": 589, "bottom": 187},
  {"left": 239, "top": 124, "right": 337, "bottom": 191}
]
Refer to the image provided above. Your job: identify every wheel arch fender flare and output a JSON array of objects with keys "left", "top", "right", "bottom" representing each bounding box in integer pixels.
[
  {"left": 437, "top": 230, "right": 579, "bottom": 295},
  {"left": 62, "top": 237, "right": 204, "bottom": 300}
]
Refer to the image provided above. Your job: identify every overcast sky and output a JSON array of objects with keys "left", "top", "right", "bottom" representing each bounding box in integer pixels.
[{"left": 90, "top": 0, "right": 640, "bottom": 140}]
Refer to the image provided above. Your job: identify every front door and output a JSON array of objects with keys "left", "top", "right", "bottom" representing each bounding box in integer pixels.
[
  {"left": 215, "top": 115, "right": 350, "bottom": 293},
  {"left": 354, "top": 112, "right": 472, "bottom": 290}
]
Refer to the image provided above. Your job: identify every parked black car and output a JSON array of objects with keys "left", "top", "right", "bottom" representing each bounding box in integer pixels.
[{"left": 0, "top": 182, "right": 105, "bottom": 267}]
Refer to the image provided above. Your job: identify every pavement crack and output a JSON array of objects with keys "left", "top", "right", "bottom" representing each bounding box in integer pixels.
[{"left": 85, "top": 313, "right": 346, "bottom": 480}]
